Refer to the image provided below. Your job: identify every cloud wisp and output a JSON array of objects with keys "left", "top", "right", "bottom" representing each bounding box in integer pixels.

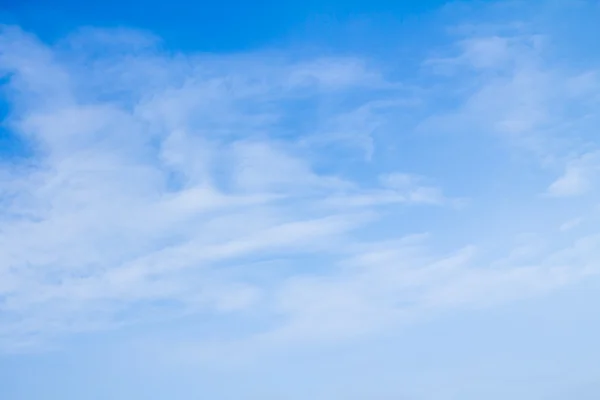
[{"left": 0, "top": 19, "right": 599, "bottom": 355}]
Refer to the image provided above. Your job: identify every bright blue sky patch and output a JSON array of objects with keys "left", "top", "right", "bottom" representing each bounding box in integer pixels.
[{"left": 2, "top": 1, "right": 600, "bottom": 399}]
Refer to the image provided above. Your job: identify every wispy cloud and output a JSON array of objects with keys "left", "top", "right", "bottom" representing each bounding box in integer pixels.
[
  {"left": 0, "top": 25, "right": 446, "bottom": 350},
  {"left": 1, "top": 4, "right": 600, "bottom": 358},
  {"left": 547, "top": 151, "right": 600, "bottom": 197}
]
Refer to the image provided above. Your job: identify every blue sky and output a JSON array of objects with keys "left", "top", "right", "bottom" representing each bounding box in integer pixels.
[{"left": 2, "top": 0, "right": 600, "bottom": 399}]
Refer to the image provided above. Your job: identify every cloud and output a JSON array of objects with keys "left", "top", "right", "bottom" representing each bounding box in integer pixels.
[
  {"left": 547, "top": 151, "right": 600, "bottom": 197},
  {"left": 1, "top": 13, "right": 600, "bottom": 357},
  {"left": 425, "top": 34, "right": 542, "bottom": 72},
  {"left": 421, "top": 29, "right": 600, "bottom": 165},
  {"left": 0, "top": 26, "right": 447, "bottom": 350}
]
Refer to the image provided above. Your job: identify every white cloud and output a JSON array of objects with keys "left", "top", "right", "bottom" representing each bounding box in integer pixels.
[
  {"left": 559, "top": 217, "right": 583, "bottom": 232},
  {"left": 420, "top": 26, "right": 600, "bottom": 198},
  {"left": 547, "top": 151, "right": 600, "bottom": 197},
  {"left": 153, "top": 230, "right": 600, "bottom": 363},
  {"left": 0, "top": 26, "right": 449, "bottom": 350},
  {"left": 1, "top": 21, "right": 600, "bottom": 357}
]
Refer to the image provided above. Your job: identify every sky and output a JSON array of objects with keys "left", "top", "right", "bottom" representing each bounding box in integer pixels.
[{"left": 1, "top": 0, "right": 600, "bottom": 399}]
